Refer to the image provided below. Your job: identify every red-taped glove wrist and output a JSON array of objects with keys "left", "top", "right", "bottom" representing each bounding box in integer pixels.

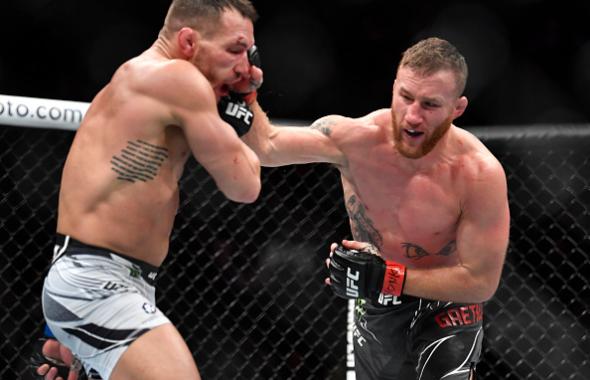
[{"left": 381, "top": 261, "right": 406, "bottom": 296}]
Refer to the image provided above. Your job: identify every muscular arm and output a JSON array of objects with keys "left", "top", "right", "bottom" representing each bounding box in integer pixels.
[
  {"left": 403, "top": 161, "right": 510, "bottom": 303},
  {"left": 169, "top": 62, "right": 261, "bottom": 203},
  {"left": 241, "top": 102, "right": 346, "bottom": 167}
]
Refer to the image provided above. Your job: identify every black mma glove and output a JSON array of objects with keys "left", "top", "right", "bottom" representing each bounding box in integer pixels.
[
  {"left": 217, "top": 45, "right": 261, "bottom": 137},
  {"left": 329, "top": 245, "right": 406, "bottom": 302},
  {"left": 218, "top": 93, "right": 255, "bottom": 137},
  {"left": 247, "top": 44, "right": 261, "bottom": 68},
  {"left": 29, "top": 338, "right": 86, "bottom": 380}
]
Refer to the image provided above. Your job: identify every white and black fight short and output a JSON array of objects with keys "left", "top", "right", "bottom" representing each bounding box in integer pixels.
[{"left": 42, "top": 234, "right": 170, "bottom": 380}]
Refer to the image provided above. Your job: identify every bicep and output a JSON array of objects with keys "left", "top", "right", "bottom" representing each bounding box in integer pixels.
[{"left": 456, "top": 168, "right": 510, "bottom": 292}]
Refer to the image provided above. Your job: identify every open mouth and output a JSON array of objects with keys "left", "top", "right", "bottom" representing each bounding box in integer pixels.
[{"left": 404, "top": 129, "right": 424, "bottom": 138}]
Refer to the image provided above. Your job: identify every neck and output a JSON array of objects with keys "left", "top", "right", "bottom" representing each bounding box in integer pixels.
[{"left": 150, "top": 35, "right": 176, "bottom": 59}]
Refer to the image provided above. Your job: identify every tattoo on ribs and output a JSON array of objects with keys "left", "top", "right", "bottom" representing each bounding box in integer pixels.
[
  {"left": 110, "top": 140, "right": 169, "bottom": 183},
  {"left": 346, "top": 195, "right": 383, "bottom": 249},
  {"left": 310, "top": 118, "right": 334, "bottom": 136},
  {"left": 401, "top": 240, "right": 457, "bottom": 260}
]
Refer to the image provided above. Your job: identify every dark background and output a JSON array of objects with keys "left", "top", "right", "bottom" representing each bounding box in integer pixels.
[
  {"left": 2, "top": 0, "right": 590, "bottom": 126},
  {"left": 1, "top": 2, "right": 590, "bottom": 379}
]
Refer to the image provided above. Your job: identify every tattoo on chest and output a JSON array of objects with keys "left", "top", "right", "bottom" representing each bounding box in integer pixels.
[
  {"left": 346, "top": 195, "right": 383, "bottom": 249},
  {"left": 310, "top": 119, "right": 333, "bottom": 136},
  {"left": 401, "top": 240, "right": 457, "bottom": 260},
  {"left": 110, "top": 140, "right": 169, "bottom": 183}
]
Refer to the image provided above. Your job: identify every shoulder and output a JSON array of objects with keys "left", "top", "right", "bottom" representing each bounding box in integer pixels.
[
  {"left": 361, "top": 108, "right": 391, "bottom": 124},
  {"left": 310, "top": 109, "right": 389, "bottom": 141},
  {"left": 453, "top": 127, "right": 507, "bottom": 196},
  {"left": 452, "top": 129, "right": 509, "bottom": 231},
  {"left": 458, "top": 128, "right": 504, "bottom": 173},
  {"left": 122, "top": 56, "right": 215, "bottom": 111},
  {"left": 309, "top": 114, "right": 350, "bottom": 136}
]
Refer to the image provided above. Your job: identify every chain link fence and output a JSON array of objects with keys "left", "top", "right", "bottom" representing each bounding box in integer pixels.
[{"left": 1, "top": 124, "right": 589, "bottom": 379}]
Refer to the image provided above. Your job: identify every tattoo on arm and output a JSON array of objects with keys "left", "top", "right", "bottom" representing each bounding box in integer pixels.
[
  {"left": 401, "top": 240, "right": 457, "bottom": 260},
  {"left": 110, "top": 140, "right": 169, "bottom": 183},
  {"left": 310, "top": 118, "right": 335, "bottom": 137},
  {"left": 346, "top": 195, "right": 383, "bottom": 250}
]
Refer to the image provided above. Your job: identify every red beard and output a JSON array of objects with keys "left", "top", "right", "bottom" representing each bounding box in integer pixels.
[{"left": 392, "top": 115, "right": 453, "bottom": 159}]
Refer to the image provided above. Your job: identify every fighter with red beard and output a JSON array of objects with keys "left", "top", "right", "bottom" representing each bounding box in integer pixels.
[{"left": 243, "top": 37, "right": 510, "bottom": 379}]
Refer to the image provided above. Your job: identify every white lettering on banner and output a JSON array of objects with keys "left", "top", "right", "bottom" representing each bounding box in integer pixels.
[{"left": 0, "top": 94, "right": 89, "bottom": 130}]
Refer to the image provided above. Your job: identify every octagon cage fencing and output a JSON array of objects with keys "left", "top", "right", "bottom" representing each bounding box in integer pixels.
[{"left": 1, "top": 94, "right": 589, "bottom": 379}]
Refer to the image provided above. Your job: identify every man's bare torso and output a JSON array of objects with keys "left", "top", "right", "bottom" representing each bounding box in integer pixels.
[
  {"left": 337, "top": 110, "right": 490, "bottom": 269},
  {"left": 57, "top": 52, "right": 191, "bottom": 266}
]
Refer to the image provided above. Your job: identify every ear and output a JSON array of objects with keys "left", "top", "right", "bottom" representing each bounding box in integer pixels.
[
  {"left": 177, "top": 27, "right": 200, "bottom": 58},
  {"left": 452, "top": 96, "right": 468, "bottom": 119}
]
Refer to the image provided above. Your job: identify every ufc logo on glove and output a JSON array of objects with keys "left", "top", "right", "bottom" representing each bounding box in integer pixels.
[
  {"left": 222, "top": 101, "right": 253, "bottom": 124},
  {"left": 218, "top": 93, "right": 255, "bottom": 137},
  {"left": 346, "top": 268, "right": 360, "bottom": 297}
]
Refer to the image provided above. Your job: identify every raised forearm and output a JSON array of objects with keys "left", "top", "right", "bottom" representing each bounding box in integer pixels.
[{"left": 241, "top": 101, "right": 275, "bottom": 165}]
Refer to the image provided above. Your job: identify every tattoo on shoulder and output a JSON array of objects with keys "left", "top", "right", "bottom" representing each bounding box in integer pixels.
[
  {"left": 346, "top": 195, "right": 383, "bottom": 250},
  {"left": 401, "top": 240, "right": 457, "bottom": 261},
  {"left": 110, "top": 139, "right": 169, "bottom": 183},
  {"left": 310, "top": 118, "right": 336, "bottom": 136}
]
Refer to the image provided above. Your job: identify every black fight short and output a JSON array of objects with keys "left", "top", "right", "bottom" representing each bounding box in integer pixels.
[{"left": 352, "top": 294, "right": 483, "bottom": 380}]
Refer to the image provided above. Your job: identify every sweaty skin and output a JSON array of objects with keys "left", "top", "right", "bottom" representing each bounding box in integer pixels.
[
  {"left": 243, "top": 67, "right": 510, "bottom": 303},
  {"left": 57, "top": 9, "right": 261, "bottom": 267}
]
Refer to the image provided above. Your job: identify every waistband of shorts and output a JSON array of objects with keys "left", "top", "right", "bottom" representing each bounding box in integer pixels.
[
  {"left": 55, "top": 234, "right": 160, "bottom": 285},
  {"left": 364, "top": 293, "right": 421, "bottom": 308}
]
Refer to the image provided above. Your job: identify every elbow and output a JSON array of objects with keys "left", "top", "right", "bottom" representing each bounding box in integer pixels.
[
  {"left": 238, "top": 180, "right": 261, "bottom": 204},
  {"left": 228, "top": 150, "right": 262, "bottom": 203},
  {"left": 477, "top": 287, "right": 497, "bottom": 303},
  {"left": 473, "top": 277, "right": 501, "bottom": 303},
  {"left": 224, "top": 178, "right": 261, "bottom": 204},
  {"left": 459, "top": 261, "right": 503, "bottom": 303}
]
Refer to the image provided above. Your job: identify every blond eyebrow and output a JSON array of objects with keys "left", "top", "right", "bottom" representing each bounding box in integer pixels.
[{"left": 399, "top": 86, "right": 442, "bottom": 104}]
